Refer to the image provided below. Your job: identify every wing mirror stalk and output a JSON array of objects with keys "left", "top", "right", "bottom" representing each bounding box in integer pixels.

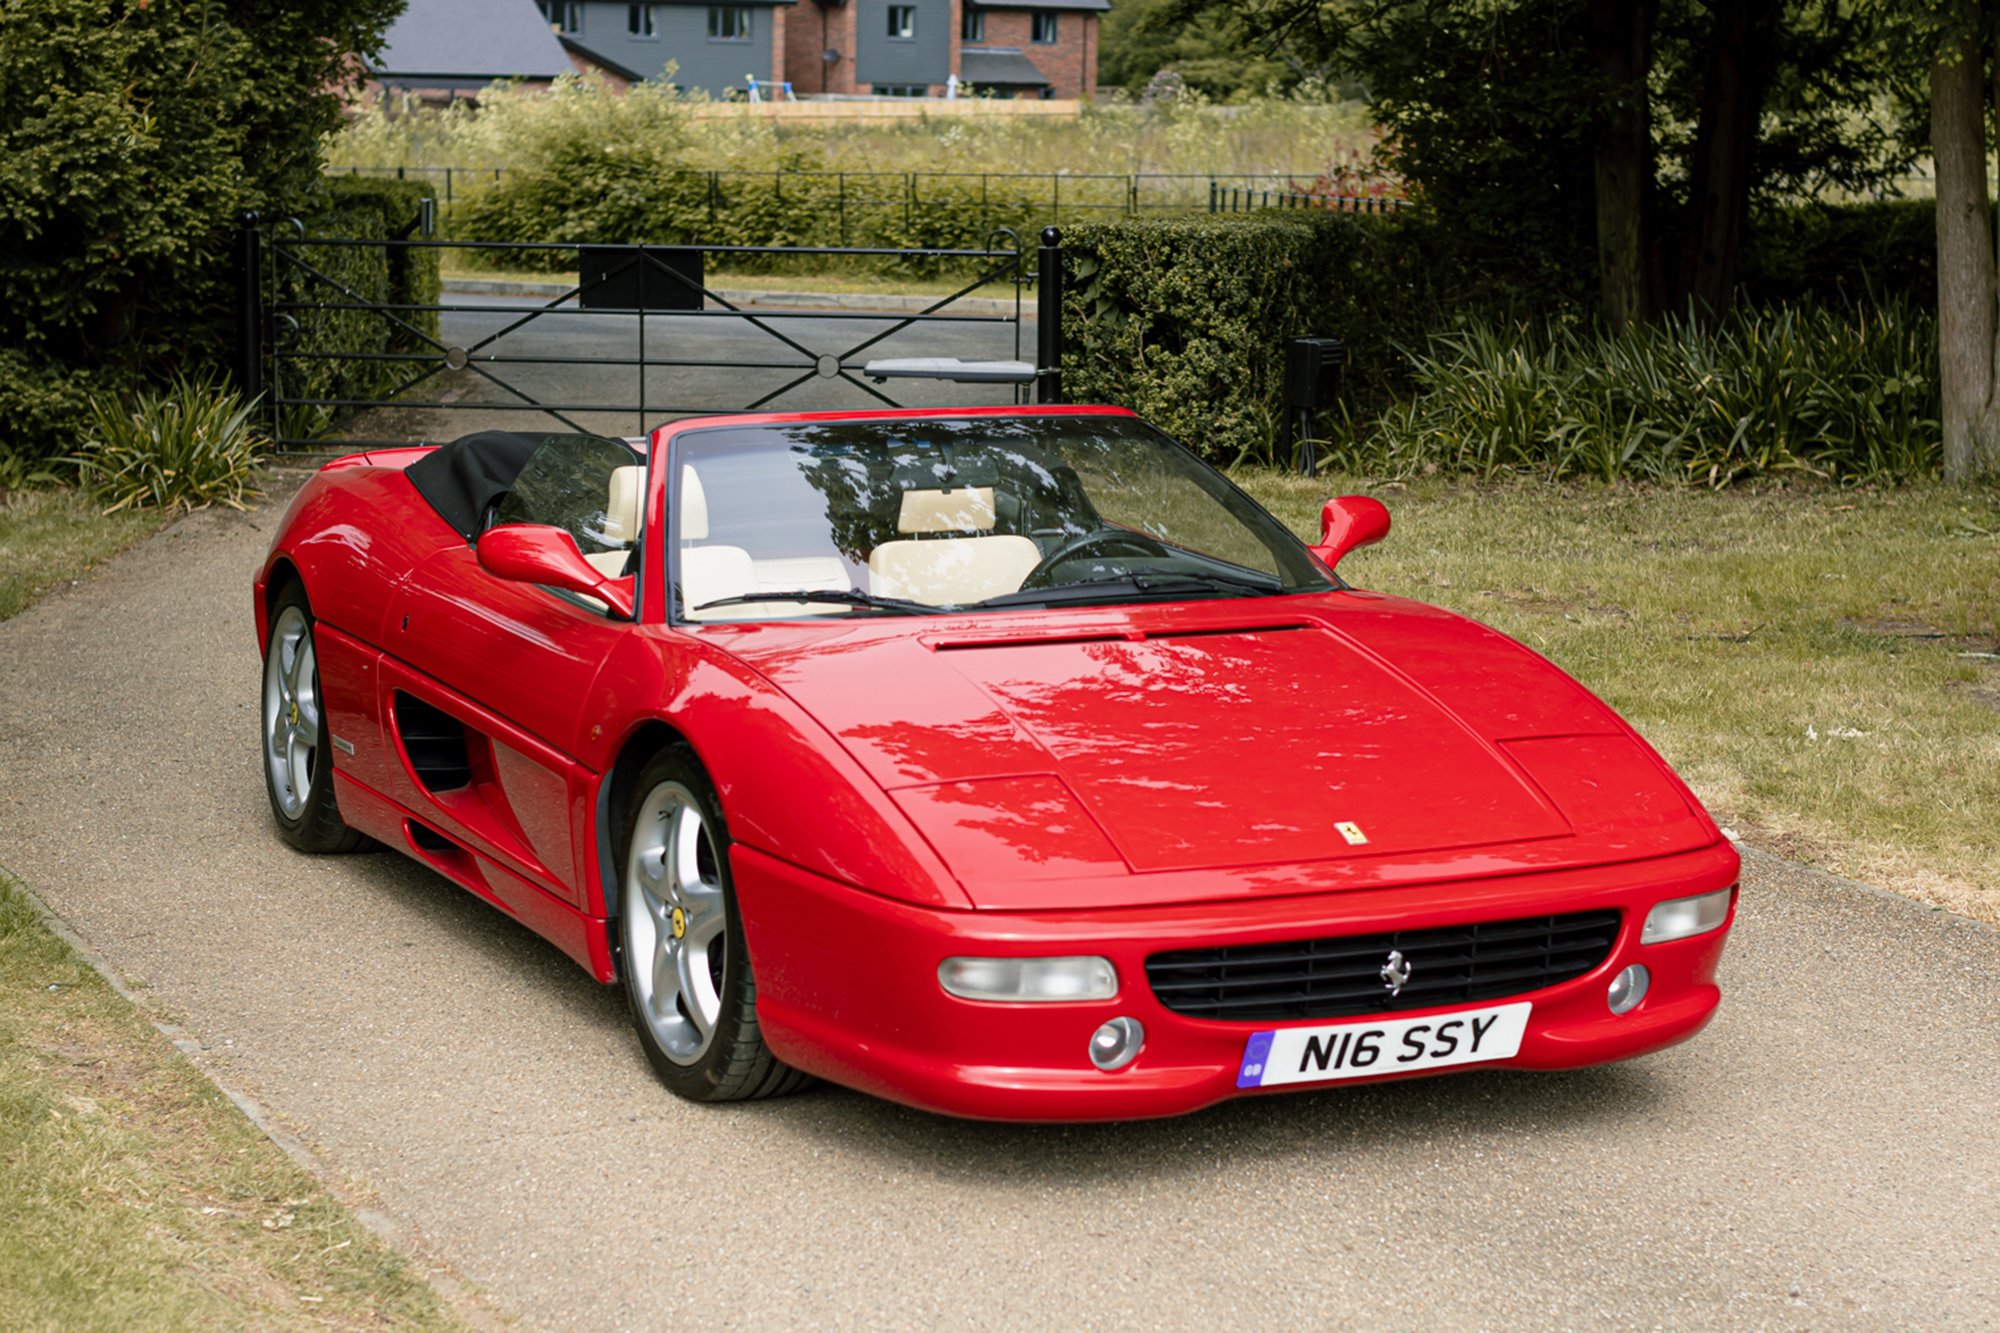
[
  {"left": 1310, "top": 495, "right": 1391, "bottom": 572},
  {"left": 478, "top": 525, "right": 636, "bottom": 620}
]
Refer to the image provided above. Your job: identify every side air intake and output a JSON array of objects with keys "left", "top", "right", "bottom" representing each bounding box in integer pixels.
[{"left": 393, "top": 693, "right": 471, "bottom": 792}]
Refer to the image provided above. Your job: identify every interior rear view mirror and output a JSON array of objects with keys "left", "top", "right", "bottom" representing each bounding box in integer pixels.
[{"left": 1310, "top": 495, "right": 1391, "bottom": 572}]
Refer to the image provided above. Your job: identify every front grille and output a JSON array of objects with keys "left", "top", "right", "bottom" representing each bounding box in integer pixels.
[{"left": 1146, "top": 909, "right": 1622, "bottom": 1022}]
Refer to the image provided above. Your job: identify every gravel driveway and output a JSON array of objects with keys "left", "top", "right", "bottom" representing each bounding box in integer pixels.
[{"left": 2, "top": 491, "right": 1996, "bottom": 1331}]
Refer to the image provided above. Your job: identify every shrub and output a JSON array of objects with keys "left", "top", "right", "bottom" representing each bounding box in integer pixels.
[
  {"left": 0, "top": 0, "right": 402, "bottom": 467},
  {"left": 263, "top": 177, "right": 441, "bottom": 440},
  {"left": 1337, "top": 302, "right": 1941, "bottom": 486},
  {"left": 1740, "top": 200, "right": 1937, "bottom": 312},
  {"left": 72, "top": 372, "right": 267, "bottom": 513},
  {"left": 1057, "top": 211, "right": 1443, "bottom": 464}
]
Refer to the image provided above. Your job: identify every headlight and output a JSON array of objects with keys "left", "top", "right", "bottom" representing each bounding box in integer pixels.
[
  {"left": 938, "top": 956, "right": 1118, "bottom": 1002},
  {"left": 1641, "top": 887, "right": 1734, "bottom": 944}
]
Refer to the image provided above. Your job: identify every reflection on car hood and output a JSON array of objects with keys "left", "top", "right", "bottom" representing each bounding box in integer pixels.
[{"left": 709, "top": 595, "right": 1717, "bottom": 901}]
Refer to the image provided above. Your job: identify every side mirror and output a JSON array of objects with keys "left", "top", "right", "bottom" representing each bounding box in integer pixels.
[
  {"left": 477, "top": 524, "right": 635, "bottom": 620},
  {"left": 1309, "top": 495, "right": 1391, "bottom": 572}
]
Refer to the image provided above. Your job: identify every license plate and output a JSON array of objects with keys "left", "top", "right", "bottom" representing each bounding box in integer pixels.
[{"left": 1236, "top": 1002, "right": 1531, "bottom": 1089}]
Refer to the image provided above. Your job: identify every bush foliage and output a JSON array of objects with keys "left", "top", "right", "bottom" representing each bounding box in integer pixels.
[
  {"left": 1343, "top": 303, "right": 1941, "bottom": 486},
  {"left": 72, "top": 371, "right": 267, "bottom": 513},
  {"left": 1059, "top": 212, "right": 1444, "bottom": 464},
  {"left": 273, "top": 177, "right": 441, "bottom": 440},
  {"left": 0, "top": 0, "right": 402, "bottom": 470},
  {"left": 1059, "top": 209, "right": 1941, "bottom": 481}
]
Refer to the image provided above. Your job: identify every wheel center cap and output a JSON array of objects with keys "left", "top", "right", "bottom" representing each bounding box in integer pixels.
[{"left": 671, "top": 906, "right": 686, "bottom": 939}]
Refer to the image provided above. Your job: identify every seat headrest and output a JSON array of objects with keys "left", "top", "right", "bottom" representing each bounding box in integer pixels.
[
  {"left": 602, "top": 465, "right": 643, "bottom": 544},
  {"left": 897, "top": 486, "right": 997, "bottom": 534},
  {"left": 680, "top": 465, "right": 709, "bottom": 541}
]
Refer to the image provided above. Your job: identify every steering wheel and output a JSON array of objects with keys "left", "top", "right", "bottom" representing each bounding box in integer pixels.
[{"left": 1018, "top": 527, "right": 1175, "bottom": 590}]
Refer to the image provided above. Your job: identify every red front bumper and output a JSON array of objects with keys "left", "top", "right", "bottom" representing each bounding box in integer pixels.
[{"left": 732, "top": 840, "right": 1739, "bottom": 1122}]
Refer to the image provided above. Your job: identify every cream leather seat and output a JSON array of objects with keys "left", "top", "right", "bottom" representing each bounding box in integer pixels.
[
  {"left": 581, "top": 464, "right": 645, "bottom": 579},
  {"left": 868, "top": 486, "right": 1040, "bottom": 605},
  {"left": 676, "top": 466, "right": 852, "bottom": 619}
]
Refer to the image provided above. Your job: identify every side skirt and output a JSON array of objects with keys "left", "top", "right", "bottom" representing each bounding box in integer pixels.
[{"left": 334, "top": 770, "right": 616, "bottom": 982}]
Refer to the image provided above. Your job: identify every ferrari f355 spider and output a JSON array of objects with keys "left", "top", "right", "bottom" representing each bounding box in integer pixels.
[{"left": 255, "top": 407, "right": 1737, "bottom": 1120}]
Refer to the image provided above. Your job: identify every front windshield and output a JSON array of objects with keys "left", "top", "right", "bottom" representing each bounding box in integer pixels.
[{"left": 667, "top": 414, "right": 1334, "bottom": 621}]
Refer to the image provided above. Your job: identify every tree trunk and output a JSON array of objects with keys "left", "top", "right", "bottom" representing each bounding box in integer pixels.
[
  {"left": 1588, "top": 0, "right": 1656, "bottom": 330},
  {"left": 1932, "top": 32, "right": 2000, "bottom": 481},
  {"left": 1676, "top": 0, "right": 1778, "bottom": 323}
]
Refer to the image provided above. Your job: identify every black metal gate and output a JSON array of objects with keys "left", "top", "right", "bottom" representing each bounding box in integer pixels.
[{"left": 235, "top": 214, "right": 1064, "bottom": 454}]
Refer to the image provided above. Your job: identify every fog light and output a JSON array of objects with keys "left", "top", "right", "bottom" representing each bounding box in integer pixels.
[
  {"left": 1641, "top": 887, "right": 1734, "bottom": 944},
  {"left": 938, "top": 956, "right": 1118, "bottom": 1003},
  {"left": 1607, "top": 964, "right": 1650, "bottom": 1015},
  {"left": 1089, "top": 1016, "right": 1144, "bottom": 1071}
]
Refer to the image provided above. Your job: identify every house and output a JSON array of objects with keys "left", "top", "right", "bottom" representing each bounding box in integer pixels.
[
  {"left": 369, "top": 0, "right": 1099, "bottom": 104},
  {"left": 784, "top": 0, "right": 1104, "bottom": 99},
  {"left": 370, "top": 0, "right": 577, "bottom": 104},
  {"left": 537, "top": 2, "right": 799, "bottom": 96}
]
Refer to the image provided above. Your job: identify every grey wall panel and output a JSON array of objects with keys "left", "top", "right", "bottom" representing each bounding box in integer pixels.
[
  {"left": 853, "top": 0, "right": 947, "bottom": 86},
  {"left": 578, "top": 2, "right": 770, "bottom": 93}
]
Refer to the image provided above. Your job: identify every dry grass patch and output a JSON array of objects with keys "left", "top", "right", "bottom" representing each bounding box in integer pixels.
[
  {"left": 0, "top": 874, "right": 465, "bottom": 1333},
  {"left": 1236, "top": 472, "right": 2000, "bottom": 921},
  {"left": 0, "top": 490, "right": 164, "bottom": 623}
]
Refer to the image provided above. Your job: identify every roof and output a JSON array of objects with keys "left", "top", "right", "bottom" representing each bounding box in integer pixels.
[
  {"left": 958, "top": 48, "right": 1050, "bottom": 87},
  {"left": 371, "top": 0, "right": 573, "bottom": 80},
  {"left": 558, "top": 35, "right": 644, "bottom": 84},
  {"left": 967, "top": 0, "right": 1109, "bottom": 11}
]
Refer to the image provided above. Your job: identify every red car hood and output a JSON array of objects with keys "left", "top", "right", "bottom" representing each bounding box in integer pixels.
[{"left": 706, "top": 595, "right": 1716, "bottom": 905}]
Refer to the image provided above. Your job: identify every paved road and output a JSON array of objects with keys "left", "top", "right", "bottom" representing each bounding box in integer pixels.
[
  {"left": 4, "top": 493, "right": 1999, "bottom": 1331},
  {"left": 325, "top": 296, "right": 1036, "bottom": 443}
]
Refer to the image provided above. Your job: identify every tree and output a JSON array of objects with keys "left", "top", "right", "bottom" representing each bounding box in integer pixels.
[
  {"left": 1923, "top": 4, "right": 2000, "bottom": 478},
  {"left": 0, "top": 0, "right": 404, "bottom": 462},
  {"left": 1156, "top": 0, "right": 1917, "bottom": 327},
  {"left": 1098, "top": 0, "right": 1313, "bottom": 99}
]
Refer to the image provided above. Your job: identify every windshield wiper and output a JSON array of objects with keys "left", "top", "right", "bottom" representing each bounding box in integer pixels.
[
  {"left": 688, "top": 589, "right": 939, "bottom": 616},
  {"left": 976, "top": 570, "right": 1283, "bottom": 609}
]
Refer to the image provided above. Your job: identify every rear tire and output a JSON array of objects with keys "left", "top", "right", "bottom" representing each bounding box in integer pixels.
[
  {"left": 618, "top": 746, "right": 812, "bottom": 1102},
  {"left": 261, "top": 582, "right": 373, "bottom": 854}
]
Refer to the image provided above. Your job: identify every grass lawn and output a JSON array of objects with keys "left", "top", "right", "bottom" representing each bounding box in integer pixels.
[
  {"left": 0, "top": 490, "right": 164, "bottom": 623},
  {"left": 0, "top": 874, "right": 464, "bottom": 1332},
  {"left": 1238, "top": 472, "right": 2000, "bottom": 923}
]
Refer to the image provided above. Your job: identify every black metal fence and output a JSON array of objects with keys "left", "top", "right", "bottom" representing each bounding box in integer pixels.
[{"left": 238, "top": 214, "right": 1063, "bottom": 455}]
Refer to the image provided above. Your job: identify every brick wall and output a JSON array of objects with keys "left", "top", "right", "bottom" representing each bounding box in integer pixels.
[{"left": 971, "top": 9, "right": 1096, "bottom": 99}]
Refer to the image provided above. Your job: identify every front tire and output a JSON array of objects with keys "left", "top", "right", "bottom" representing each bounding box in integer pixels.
[
  {"left": 618, "top": 747, "right": 811, "bottom": 1102},
  {"left": 261, "top": 583, "right": 372, "bottom": 853}
]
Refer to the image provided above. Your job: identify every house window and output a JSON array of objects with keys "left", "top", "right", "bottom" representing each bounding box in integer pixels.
[
  {"left": 540, "top": 1, "right": 583, "bottom": 34},
  {"left": 887, "top": 5, "right": 916, "bottom": 39},
  {"left": 628, "top": 5, "right": 658, "bottom": 37},
  {"left": 961, "top": 8, "right": 985, "bottom": 41},
  {"left": 872, "top": 85, "right": 928, "bottom": 96},
  {"left": 1031, "top": 11, "right": 1058, "bottom": 43},
  {"left": 708, "top": 6, "right": 753, "bottom": 40}
]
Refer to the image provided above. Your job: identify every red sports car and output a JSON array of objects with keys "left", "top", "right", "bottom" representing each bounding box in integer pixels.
[{"left": 254, "top": 406, "right": 1737, "bottom": 1120}]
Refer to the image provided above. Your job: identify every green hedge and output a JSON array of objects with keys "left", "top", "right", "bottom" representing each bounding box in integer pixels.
[
  {"left": 1058, "top": 212, "right": 1446, "bottom": 465},
  {"left": 1058, "top": 201, "right": 1943, "bottom": 468},
  {"left": 1740, "top": 200, "right": 1936, "bottom": 312},
  {"left": 451, "top": 156, "right": 1049, "bottom": 277},
  {"left": 273, "top": 177, "right": 439, "bottom": 438},
  {"left": 314, "top": 176, "right": 441, "bottom": 340}
]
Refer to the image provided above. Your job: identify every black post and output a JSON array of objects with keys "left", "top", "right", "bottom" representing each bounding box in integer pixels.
[
  {"left": 1282, "top": 336, "right": 1344, "bottom": 476},
  {"left": 1036, "top": 225, "right": 1063, "bottom": 404},
  {"left": 234, "top": 211, "right": 262, "bottom": 408}
]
